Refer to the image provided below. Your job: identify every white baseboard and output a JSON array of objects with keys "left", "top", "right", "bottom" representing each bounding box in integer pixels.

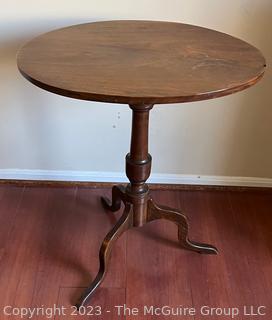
[{"left": 0, "top": 169, "right": 271, "bottom": 188}]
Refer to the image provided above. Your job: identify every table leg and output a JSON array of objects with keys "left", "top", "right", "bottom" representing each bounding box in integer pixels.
[
  {"left": 101, "top": 185, "right": 126, "bottom": 212},
  {"left": 76, "top": 103, "right": 217, "bottom": 308},
  {"left": 76, "top": 202, "right": 133, "bottom": 309},
  {"left": 147, "top": 199, "right": 218, "bottom": 254}
]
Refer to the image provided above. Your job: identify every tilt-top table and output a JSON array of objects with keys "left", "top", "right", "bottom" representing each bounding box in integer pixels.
[{"left": 17, "top": 20, "right": 266, "bottom": 308}]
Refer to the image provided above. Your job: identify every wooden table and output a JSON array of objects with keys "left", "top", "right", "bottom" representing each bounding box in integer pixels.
[{"left": 17, "top": 20, "right": 266, "bottom": 308}]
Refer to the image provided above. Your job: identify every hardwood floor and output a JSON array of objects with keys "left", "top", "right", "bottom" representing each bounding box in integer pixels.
[{"left": 0, "top": 185, "right": 271, "bottom": 319}]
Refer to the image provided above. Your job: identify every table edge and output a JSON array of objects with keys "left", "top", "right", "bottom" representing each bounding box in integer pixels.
[{"left": 18, "top": 66, "right": 265, "bottom": 105}]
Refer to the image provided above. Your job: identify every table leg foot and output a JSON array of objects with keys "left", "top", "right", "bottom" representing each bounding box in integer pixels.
[
  {"left": 147, "top": 199, "right": 218, "bottom": 255},
  {"left": 76, "top": 203, "right": 133, "bottom": 308},
  {"left": 101, "top": 185, "right": 126, "bottom": 212}
]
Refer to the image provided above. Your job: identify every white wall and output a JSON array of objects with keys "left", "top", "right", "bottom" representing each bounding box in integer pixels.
[{"left": 0, "top": 0, "right": 271, "bottom": 184}]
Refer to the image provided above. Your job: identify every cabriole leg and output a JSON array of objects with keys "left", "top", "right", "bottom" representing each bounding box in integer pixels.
[
  {"left": 147, "top": 199, "right": 218, "bottom": 254},
  {"left": 76, "top": 203, "right": 133, "bottom": 309},
  {"left": 101, "top": 185, "right": 126, "bottom": 212}
]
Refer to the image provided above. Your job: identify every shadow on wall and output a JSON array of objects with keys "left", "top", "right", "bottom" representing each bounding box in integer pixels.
[
  {"left": 223, "top": 2, "right": 272, "bottom": 178},
  {"left": 0, "top": 18, "right": 85, "bottom": 169},
  {"left": 0, "top": 17, "right": 128, "bottom": 171},
  {"left": 0, "top": 13, "right": 271, "bottom": 176}
]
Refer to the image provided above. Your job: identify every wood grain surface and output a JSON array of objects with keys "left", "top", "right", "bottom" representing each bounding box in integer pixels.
[
  {"left": 1, "top": 185, "right": 272, "bottom": 319},
  {"left": 17, "top": 20, "right": 266, "bottom": 104}
]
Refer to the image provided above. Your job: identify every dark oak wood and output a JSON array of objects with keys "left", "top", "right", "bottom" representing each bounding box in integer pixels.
[
  {"left": 17, "top": 20, "right": 266, "bottom": 104},
  {"left": 76, "top": 104, "right": 218, "bottom": 307},
  {"left": 147, "top": 199, "right": 218, "bottom": 254},
  {"left": 15, "top": 20, "right": 267, "bottom": 310},
  {"left": 76, "top": 203, "right": 133, "bottom": 308},
  {"left": 101, "top": 185, "right": 126, "bottom": 212},
  {"left": 126, "top": 104, "right": 152, "bottom": 195}
]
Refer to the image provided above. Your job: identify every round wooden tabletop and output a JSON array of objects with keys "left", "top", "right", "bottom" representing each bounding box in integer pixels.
[{"left": 17, "top": 20, "right": 266, "bottom": 105}]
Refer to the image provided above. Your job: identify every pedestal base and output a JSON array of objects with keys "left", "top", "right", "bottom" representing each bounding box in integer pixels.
[{"left": 76, "top": 185, "right": 218, "bottom": 308}]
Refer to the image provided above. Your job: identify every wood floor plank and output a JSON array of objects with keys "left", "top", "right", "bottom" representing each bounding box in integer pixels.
[
  {"left": 0, "top": 187, "right": 48, "bottom": 312},
  {"left": 0, "top": 185, "right": 271, "bottom": 320},
  {"left": 56, "top": 287, "right": 125, "bottom": 319},
  {"left": 0, "top": 186, "right": 24, "bottom": 247},
  {"left": 126, "top": 190, "right": 195, "bottom": 320},
  {"left": 30, "top": 186, "right": 127, "bottom": 307},
  {"left": 30, "top": 187, "right": 77, "bottom": 308},
  {"left": 226, "top": 191, "right": 272, "bottom": 317},
  {"left": 0, "top": 185, "right": 24, "bottom": 312},
  {"left": 73, "top": 187, "right": 127, "bottom": 290},
  {"left": 179, "top": 191, "right": 232, "bottom": 320}
]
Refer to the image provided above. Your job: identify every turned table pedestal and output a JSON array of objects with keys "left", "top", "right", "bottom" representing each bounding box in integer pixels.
[{"left": 17, "top": 20, "right": 266, "bottom": 307}]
